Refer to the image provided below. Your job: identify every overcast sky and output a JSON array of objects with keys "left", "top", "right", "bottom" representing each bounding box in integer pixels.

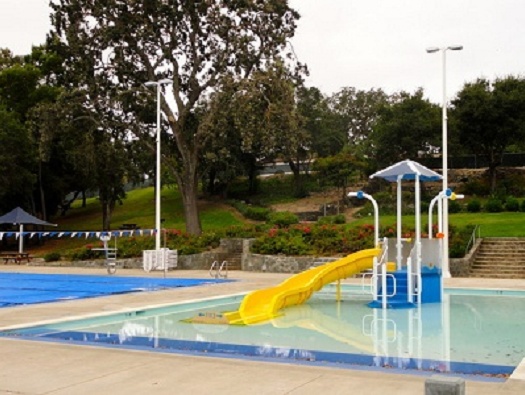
[{"left": 1, "top": 0, "right": 524, "bottom": 103}]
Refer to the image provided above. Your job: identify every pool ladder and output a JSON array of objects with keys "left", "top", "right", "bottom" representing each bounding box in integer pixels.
[
  {"left": 209, "top": 260, "right": 228, "bottom": 279},
  {"left": 105, "top": 248, "right": 118, "bottom": 275}
]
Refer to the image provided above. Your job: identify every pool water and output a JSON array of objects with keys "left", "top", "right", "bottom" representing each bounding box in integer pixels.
[{"left": 2, "top": 287, "right": 524, "bottom": 377}]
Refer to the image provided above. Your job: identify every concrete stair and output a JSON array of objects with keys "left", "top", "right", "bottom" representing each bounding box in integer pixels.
[
  {"left": 469, "top": 238, "right": 525, "bottom": 279},
  {"left": 216, "top": 252, "right": 242, "bottom": 271}
]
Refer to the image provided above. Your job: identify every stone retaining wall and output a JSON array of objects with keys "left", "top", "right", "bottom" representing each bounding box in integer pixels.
[
  {"left": 242, "top": 253, "right": 320, "bottom": 273},
  {"left": 32, "top": 237, "right": 482, "bottom": 277}
]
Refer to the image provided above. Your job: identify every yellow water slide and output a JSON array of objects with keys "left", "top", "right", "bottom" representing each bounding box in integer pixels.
[{"left": 224, "top": 248, "right": 380, "bottom": 325}]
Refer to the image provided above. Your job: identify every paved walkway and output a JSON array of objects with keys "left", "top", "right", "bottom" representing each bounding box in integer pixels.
[{"left": 0, "top": 266, "right": 524, "bottom": 395}]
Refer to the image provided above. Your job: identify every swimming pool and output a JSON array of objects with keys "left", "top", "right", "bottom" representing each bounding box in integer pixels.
[
  {"left": 0, "top": 272, "right": 232, "bottom": 307},
  {"left": 1, "top": 285, "right": 523, "bottom": 378}
]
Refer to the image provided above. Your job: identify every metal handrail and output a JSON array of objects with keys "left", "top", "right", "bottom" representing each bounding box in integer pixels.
[
  {"left": 218, "top": 260, "right": 228, "bottom": 279},
  {"left": 371, "top": 238, "right": 389, "bottom": 305},
  {"left": 209, "top": 260, "right": 228, "bottom": 279},
  {"left": 209, "top": 261, "right": 218, "bottom": 278},
  {"left": 465, "top": 225, "right": 481, "bottom": 255}
]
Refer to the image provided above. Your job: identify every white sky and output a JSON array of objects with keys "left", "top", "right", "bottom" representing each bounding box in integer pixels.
[{"left": 1, "top": 0, "right": 524, "bottom": 103}]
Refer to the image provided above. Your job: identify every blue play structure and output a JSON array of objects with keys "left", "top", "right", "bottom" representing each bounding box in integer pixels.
[{"left": 349, "top": 160, "right": 462, "bottom": 309}]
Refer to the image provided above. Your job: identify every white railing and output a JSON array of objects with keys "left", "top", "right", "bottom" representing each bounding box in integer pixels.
[
  {"left": 406, "top": 244, "right": 421, "bottom": 305},
  {"left": 370, "top": 237, "right": 391, "bottom": 309},
  {"left": 464, "top": 225, "right": 481, "bottom": 255},
  {"left": 143, "top": 248, "right": 178, "bottom": 274},
  {"left": 209, "top": 260, "right": 228, "bottom": 279}
]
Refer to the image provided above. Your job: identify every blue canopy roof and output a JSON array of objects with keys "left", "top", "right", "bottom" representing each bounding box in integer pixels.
[
  {"left": 0, "top": 207, "right": 56, "bottom": 226},
  {"left": 370, "top": 159, "right": 442, "bottom": 182}
]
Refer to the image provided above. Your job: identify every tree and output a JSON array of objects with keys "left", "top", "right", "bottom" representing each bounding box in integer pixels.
[
  {"left": 200, "top": 65, "right": 303, "bottom": 197},
  {"left": 329, "top": 87, "right": 389, "bottom": 146},
  {"left": 296, "top": 87, "right": 343, "bottom": 158},
  {"left": 0, "top": 105, "right": 36, "bottom": 213},
  {"left": 371, "top": 89, "right": 441, "bottom": 170},
  {"left": 452, "top": 76, "right": 525, "bottom": 193},
  {"left": 0, "top": 48, "right": 23, "bottom": 71},
  {"left": 51, "top": 0, "right": 302, "bottom": 234},
  {"left": 312, "top": 148, "right": 362, "bottom": 201},
  {"left": 0, "top": 53, "right": 62, "bottom": 218},
  {"left": 231, "top": 66, "right": 304, "bottom": 196}
]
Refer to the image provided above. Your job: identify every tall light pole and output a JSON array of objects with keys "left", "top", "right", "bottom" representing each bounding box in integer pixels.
[
  {"left": 426, "top": 45, "right": 463, "bottom": 278},
  {"left": 145, "top": 78, "right": 173, "bottom": 251}
]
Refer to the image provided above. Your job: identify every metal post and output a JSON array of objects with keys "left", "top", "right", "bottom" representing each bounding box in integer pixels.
[
  {"left": 441, "top": 48, "right": 450, "bottom": 279},
  {"left": 155, "top": 83, "right": 161, "bottom": 251},
  {"left": 145, "top": 79, "right": 173, "bottom": 253},
  {"left": 426, "top": 45, "right": 463, "bottom": 279}
]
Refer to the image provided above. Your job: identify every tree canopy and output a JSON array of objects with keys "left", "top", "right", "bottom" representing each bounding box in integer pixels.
[
  {"left": 51, "top": 0, "right": 303, "bottom": 234},
  {"left": 452, "top": 76, "right": 525, "bottom": 192}
]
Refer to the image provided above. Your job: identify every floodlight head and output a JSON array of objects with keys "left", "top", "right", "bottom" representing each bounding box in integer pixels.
[
  {"left": 426, "top": 47, "right": 440, "bottom": 53},
  {"left": 158, "top": 78, "right": 173, "bottom": 85},
  {"left": 144, "top": 81, "right": 157, "bottom": 87},
  {"left": 448, "top": 45, "right": 463, "bottom": 51}
]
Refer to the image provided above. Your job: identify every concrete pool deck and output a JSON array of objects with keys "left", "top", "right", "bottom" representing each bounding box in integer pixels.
[{"left": 0, "top": 265, "right": 524, "bottom": 395}]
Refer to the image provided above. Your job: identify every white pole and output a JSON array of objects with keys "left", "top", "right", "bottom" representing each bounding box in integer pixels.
[
  {"left": 396, "top": 176, "right": 402, "bottom": 270},
  {"left": 19, "top": 224, "right": 24, "bottom": 253},
  {"left": 426, "top": 45, "right": 462, "bottom": 279},
  {"left": 155, "top": 83, "right": 161, "bottom": 252},
  {"left": 415, "top": 174, "right": 421, "bottom": 304},
  {"left": 146, "top": 79, "right": 173, "bottom": 253},
  {"left": 441, "top": 49, "right": 451, "bottom": 279}
]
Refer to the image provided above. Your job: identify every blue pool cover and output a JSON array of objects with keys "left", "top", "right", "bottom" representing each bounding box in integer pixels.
[{"left": 0, "top": 272, "right": 232, "bottom": 307}]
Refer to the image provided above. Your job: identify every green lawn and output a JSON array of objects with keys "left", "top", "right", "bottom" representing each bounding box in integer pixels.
[
  {"left": 63, "top": 186, "right": 243, "bottom": 231},
  {"left": 61, "top": 186, "right": 525, "bottom": 237},
  {"left": 350, "top": 211, "right": 525, "bottom": 237}
]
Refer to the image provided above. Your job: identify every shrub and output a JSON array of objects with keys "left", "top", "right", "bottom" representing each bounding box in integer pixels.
[
  {"left": 268, "top": 211, "right": 299, "bottom": 227},
  {"left": 43, "top": 252, "right": 61, "bottom": 262},
  {"left": 250, "top": 223, "right": 377, "bottom": 256},
  {"left": 117, "top": 236, "right": 153, "bottom": 258},
  {"left": 230, "top": 200, "right": 271, "bottom": 221},
  {"left": 505, "top": 196, "right": 520, "bottom": 212},
  {"left": 449, "top": 225, "right": 474, "bottom": 258},
  {"left": 66, "top": 245, "right": 98, "bottom": 261},
  {"left": 448, "top": 200, "right": 462, "bottom": 213},
  {"left": 244, "top": 206, "right": 271, "bottom": 221},
  {"left": 521, "top": 199, "right": 525, "bottom": 212},
  {"left": 318, "top": 214, "right": 346, "bottom": 225},
  {"left": 251, "top": 228, "right": 311, "bottom": 255},
  {"left": 467, "top": 199, "right": 482, "bottom": 213},
  {"left": 485, "top": 198, "right": 503, "bottom": 213},
  {"left": 222, "top": 225, "right": 267, "bottom": 238},
  {"left": 461, "top": 179, "right": 490, "bottom": 196}
]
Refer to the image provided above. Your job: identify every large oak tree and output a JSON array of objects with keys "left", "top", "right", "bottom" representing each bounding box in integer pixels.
[{"left": 51, "top": 0, "right": 301, "bottom": 234}]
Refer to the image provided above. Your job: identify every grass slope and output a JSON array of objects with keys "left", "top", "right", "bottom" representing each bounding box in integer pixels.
[{"left": 19, "top": 183, "right": 525, "bottom": 256}]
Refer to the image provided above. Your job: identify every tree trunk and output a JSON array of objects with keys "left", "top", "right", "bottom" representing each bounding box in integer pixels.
[
  {"left": 288, "top": 160, "right": 306, "bottom": 198},
  {"left": 39, "top": 161, "right": 47, "bottom": 221},
  {"left": 488, "top": 165, "right": 497, "bottom": 195},
  {"left": 179, "top": 168, "right": 202, "bottom": 235}
]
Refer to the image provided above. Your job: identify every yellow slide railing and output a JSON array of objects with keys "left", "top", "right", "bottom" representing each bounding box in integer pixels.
[{"left": 223, "top": 248, "right": 381, "bottom": 325}]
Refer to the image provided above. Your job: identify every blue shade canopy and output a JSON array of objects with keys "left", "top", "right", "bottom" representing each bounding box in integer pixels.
[
  {"left": 370, "top": 159, "right": 442, "bottom": 182},
  {"left": 0, "top": 207, "right": 56, "bottom": 226}
]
